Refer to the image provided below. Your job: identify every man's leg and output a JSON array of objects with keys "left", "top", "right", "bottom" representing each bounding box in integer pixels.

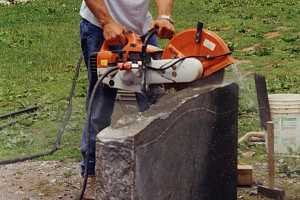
[{"left": 80, "top": 19, "right": 117, "bottom": 176}]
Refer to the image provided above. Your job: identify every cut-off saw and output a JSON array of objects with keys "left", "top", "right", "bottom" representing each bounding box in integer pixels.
[{"left": 89, "top": 22, "right": 235, "bottom": 93}]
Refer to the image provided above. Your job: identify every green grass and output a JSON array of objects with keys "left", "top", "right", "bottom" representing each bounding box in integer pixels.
[
  {"left": 0, "top": 0, "right": 300, "bottom": 162},
  {"left": 0, "top": 0, "right": 84, "bottom": 161}
]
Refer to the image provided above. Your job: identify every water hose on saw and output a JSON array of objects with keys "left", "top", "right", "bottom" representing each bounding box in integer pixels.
[{"left": 79, "top": 67, "right": 119, "bottom": 200}]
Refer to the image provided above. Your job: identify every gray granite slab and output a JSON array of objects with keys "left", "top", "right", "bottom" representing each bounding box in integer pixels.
[{"left": 96, "top": 83, "right": 238, "bottom": 200}]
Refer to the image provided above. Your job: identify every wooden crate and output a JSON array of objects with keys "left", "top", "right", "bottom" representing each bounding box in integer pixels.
[{"left": 238, "top": 165, "right": 253, "bottom": 186}]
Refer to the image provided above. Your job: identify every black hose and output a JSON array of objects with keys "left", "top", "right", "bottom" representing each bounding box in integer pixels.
[
  {"left": 0, "top": 120, "right": 18, "bottom": 131},
  {"left": 0, "top": 106, "right": 38, "bottom": 121},
  {"left": 79, "top": 67, "right": 119, "bottom": 200},
  {"left": 146, "top": 52, "right": 233, "bottom": 71},
  {"left": 142, "top": 28, "right": 158, "bottom": 55},
  {"left": 0, "top": 54, "right": 83, "bottom": 165},
  {"left": 141, "top": 28, "right": 159, "bottom": 93}
]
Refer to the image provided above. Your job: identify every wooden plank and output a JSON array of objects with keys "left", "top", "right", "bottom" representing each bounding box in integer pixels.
[
  {"left": 257, "top": 122, "right": 285, "bottom": 200},
  {"left": 255, "top": 74, "right": 271, "bottom": 130},
  {"left": 237, "top": 165, "right": 253, "bottom": 186},
  {"left": 266, "top": 121, "right": 275, "bottom": 188},
  {"left": 257, "top": 185, "right": 285, "bottom": 200}
]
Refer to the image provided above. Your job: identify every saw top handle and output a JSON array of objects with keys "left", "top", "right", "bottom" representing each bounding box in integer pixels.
[
  {"left": 142, "top": 27, "right": 159, "bottom": 54},
  {"left": 100, "top": 31, "right": 141, "bottom": 52},
  {"left": 100, "top": 28, "right": 160, "bottom": 53}
]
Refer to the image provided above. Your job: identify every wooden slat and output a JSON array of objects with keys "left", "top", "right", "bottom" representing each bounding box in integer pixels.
[{"left": 255, "top": 74, "right": 271, "bottom": 130}]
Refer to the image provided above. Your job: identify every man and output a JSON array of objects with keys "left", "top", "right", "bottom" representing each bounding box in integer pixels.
[{"left": 79, "top": 0, "right": 175, "bottom": 198}]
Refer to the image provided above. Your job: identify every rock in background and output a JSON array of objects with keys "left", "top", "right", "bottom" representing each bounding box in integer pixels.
[{"left": 96, "top": 83, "right": 239, "bottom": 200}]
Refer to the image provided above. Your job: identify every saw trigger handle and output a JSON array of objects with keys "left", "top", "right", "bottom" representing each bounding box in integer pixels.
[{"left": 100, "top": 31, "right": 140, "bottom": 52}]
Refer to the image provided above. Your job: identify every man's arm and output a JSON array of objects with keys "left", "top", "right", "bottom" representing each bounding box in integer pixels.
[
  {"left": 154, "top": 0, "right": 175, "bottom": 39},
  {"left": 156, "top": 0, "right": 173, "bottom": 16},
  {"left": 84, "top": 0, "right": 126, "bottom": 43}
]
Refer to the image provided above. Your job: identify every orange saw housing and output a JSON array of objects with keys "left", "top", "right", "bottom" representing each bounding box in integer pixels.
[
  {"left": 96, "top": 32, "right": 161, "bottom": 68},
  {"left": 162, "top": 29, "right": 235, "bottom": 78}
]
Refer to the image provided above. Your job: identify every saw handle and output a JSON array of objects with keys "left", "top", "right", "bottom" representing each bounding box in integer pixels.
[
  {"left": 100, "top": 31, "right": 139, "bottom": 52},
  {"left": 142, "top": 27, "right": 159, "bottom": 55},
  {"left": 100, "top": 28, "right": 160, "bottom": 52}
]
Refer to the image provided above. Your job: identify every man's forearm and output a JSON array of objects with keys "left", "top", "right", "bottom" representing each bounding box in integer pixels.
[
  {"left": 156, "top": 0, "right": 173, "bottom": 16},
  {"left": 84, "top": 0, "right": 113, "bottom": 26}
]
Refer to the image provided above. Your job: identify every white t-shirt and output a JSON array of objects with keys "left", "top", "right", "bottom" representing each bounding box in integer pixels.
[{"left": 80, "top": 0, "right": 153, "bottom": 35}]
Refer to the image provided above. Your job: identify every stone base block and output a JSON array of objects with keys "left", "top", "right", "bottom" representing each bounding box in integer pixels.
[{"left": 96, "top": 83, "right": 238, "bottom": 200}]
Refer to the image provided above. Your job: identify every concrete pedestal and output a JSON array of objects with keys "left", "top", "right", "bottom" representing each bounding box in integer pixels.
[{"left": 96, "top": 83, "right": 238, "bottom": 200}]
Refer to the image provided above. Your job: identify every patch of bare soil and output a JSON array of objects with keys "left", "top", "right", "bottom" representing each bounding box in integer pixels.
[
  {"left": 0, "top": 161, "right": 81, "bottom": 200},
  {"left": 275, "top": 26, "right": 290, "bottom": 32},
  {"left": 264, "top": 31, "right": 281, "bottom": 39},
  {"left": 1, "top": 160, "right": 298, "bottom": 199},
  {"left": 238, "top": 162, "right": 300, "bottom": 200},
  {"left": 241, "top": 44, "right": 261, "bottom": 52},
  {"left": 235, "top": 60, "right": 252, "bottom": 65}
]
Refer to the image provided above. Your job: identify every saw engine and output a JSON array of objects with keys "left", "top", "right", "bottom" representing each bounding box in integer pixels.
[{"left": 89, "top": 22, "right": 235, "bottom": 93}]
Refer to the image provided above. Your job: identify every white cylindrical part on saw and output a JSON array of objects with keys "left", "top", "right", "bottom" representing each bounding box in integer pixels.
[
  {"left": 99, "top": 58, "right": 204, "bottom": 93},
  {"left": 147, "top": 58, "right": 203, "bottom": 84}
]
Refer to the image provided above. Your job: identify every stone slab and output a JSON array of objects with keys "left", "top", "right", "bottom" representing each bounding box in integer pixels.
[{"left": 96, "top": 83, "right": 238, "bottom": 200}]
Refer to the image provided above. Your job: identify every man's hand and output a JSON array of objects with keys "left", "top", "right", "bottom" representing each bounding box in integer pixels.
[
  {"left": 84, "top": 0, "right": 126, "bottom": 45},
  {"left": 153, "top": 19, "right": 175, "bottom": 39},
  {"left": 155, "top": 0, "right": 175, "bottom": 39},
  {"left": 103, "top": 21, "right": 127, "bottom": 45}
]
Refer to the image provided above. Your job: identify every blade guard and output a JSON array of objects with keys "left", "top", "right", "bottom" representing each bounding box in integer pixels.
[{"left": 162, "top": 29, "right": 235, "bottom": 77}]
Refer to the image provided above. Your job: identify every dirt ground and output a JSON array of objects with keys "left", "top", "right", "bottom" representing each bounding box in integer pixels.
[
  {"left": 0, "top": 160, "right": 299, "bottom": 200},
  {"left": 238, "top": 162, "right": 300, "bottom": 200},
  {"left": 0, "top": 161, "right": 81, "bottom": 200}
]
